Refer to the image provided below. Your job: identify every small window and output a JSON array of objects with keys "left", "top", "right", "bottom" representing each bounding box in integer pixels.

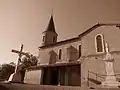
[
  {"left": 59, "top": 49, "right": 62, "bottom": 59},
  {"left": 95, "top": 34, "right": 104, "bottom": 53},
  {"left": 43, "top": 36, "right": 45, "bottom": 42},
  {"left": 53, "top": 36, "right": 56, "bottom": 42},
  {"left": 78, "top": 45, "right": 81, "bottom": 57}
]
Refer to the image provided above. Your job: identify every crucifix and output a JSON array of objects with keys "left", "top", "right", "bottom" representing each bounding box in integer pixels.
[
  {"left": 7, "top": 44, "right": 30, "bottom": 82},
  {"left": 12, "top": 44, "right": 24, "bottom": 73},
  {"left": 12, "top": 44, "right": 31, "bottom": 73}
]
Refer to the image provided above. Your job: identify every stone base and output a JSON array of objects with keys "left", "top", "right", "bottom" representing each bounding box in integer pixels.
[
  {"left": 102, "top": 80, "right": 120, "bottom": 88},
  {"left": 8, "top": 72, "right": 22, "bottom": 83}
]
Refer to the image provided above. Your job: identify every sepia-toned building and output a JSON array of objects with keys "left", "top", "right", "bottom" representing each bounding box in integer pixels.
[{"left": 24, "top": 15, "right": 120, "bottom": 88}]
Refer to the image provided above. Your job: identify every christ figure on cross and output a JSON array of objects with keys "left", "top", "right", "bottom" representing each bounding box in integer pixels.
[
  {"left": 13, "top": 44, "right": 24, "bottom": 73},
  {"left": 11, "top": 44, "right": 30, "bottom": 72},
  {"left": 8, "top": 44, "right": 26, "bottom": 83},
  {"left": 8, "top": 44, "right": 31, "bottom": 83}
]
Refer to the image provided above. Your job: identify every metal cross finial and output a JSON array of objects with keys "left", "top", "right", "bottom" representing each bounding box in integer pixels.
[
  {"left": 51, "top": 8, "right": 54, "bottom": 16},
  {"left": 51, "top": 0, "right": 55, "bottom": 16}
]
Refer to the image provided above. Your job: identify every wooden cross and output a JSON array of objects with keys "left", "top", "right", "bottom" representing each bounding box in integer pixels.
[{"left": 11, "top": 44, "right": 27, "bottom": 73}]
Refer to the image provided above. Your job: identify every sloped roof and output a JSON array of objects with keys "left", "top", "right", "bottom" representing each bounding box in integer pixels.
[
  {"left": 39, "top": 23, "right": 120, "bottom": 49},
  {"left": 26, "top": 61, "right": 80, "bottom": 71},
  {"left": 45, "top": 15, "right": 56, "bottom": 32},
  {"left": 78, "top": 23, "right": 120, "bottom": 37},
  {"left": 39, "top": 37, "right": 79, "bottom": 49}
]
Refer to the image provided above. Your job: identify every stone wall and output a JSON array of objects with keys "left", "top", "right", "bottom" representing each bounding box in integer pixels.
[
  {"left": 24, "top": 69, "right": 42, "bottom": 84},
  {"left": 81, "top": 53, "right": 120, "bottom": 88},
  {"left": 80, "top": 25, "right": 120, "bottom": 87},
  {"left": 81, "top": 26, "right": 120, "bottom": 56},
  {"left": 38, "top": 39, "right": 81, "bottom": 64}
]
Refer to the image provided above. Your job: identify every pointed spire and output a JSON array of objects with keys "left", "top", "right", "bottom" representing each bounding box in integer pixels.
[{"left": 46, "top": 15, "right": 56, "bottom": 32}]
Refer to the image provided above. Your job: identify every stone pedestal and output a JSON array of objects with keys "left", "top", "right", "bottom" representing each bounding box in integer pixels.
[
  {"left": 102, "top": 52, "right": 120, "bottom": 88},
  {"left": 8, "top": 72, "right": 22, "bottom": 83},
  {"left": 102, "top": 76, "right": 120, "bottom": 87}
]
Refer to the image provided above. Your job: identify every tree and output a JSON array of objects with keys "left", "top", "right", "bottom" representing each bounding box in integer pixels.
[
  {"left": 0, "top": 63, "right": 15, "bottom": 80},
  {"left": 21, "top": 54, "right": 38, "bottom": 69},
  {"left": 17, "top": 54, "right": 38, "bottom": 82},
  {"left": 9, "top": 62, "right": 16, "bottom": 67}
]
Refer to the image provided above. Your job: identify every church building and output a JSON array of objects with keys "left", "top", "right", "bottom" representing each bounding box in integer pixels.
[{"left": 24, "top": 15, "right": 120, "bottom": 88}]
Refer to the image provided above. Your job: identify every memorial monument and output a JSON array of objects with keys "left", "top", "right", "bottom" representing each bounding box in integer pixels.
[
  {"left": 102, "top": 43, "right": 120, "bottom": 88},
  {"left": 8, "top": 44, "right": 30, "bottom": 83}
]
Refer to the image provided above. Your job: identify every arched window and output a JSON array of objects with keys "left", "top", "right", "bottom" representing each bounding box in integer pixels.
[
  {"left": 43, "top": 36, "right": 45, "bottom": 42},
  {"left": 78, "top": 45, "right": 81, "bottom": 58},
  {"left": 59, "top": 49, "right": 62, "bottom": 59},
  {"left": 95, "top": 34, "right": 104, "bottom": 53},
  {"left": 53, "top": 36, "right": 56, "bottom": 42}
]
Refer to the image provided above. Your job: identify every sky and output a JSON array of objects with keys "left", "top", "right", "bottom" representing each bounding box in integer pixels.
[{"left": 0, "top": 0, "right": 120, "bottom": 64}]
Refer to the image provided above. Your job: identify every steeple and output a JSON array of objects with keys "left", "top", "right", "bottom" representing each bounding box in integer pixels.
[
  {"left": 41, "top": 15, "right": 58, "bottom": 46},
  {"left": 46, "top": 15, "right": 56, "bottom": 33}
]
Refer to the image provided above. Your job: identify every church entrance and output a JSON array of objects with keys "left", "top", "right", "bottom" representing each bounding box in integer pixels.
[
  {"left": 41, "top": 64, "right": 81, "bottom": 86},
  {"left": 42, "top": 67, "right": 59, "bottom": 85},
  {"left": 50, "top": 68, "right": 59, "bottom": 85}
]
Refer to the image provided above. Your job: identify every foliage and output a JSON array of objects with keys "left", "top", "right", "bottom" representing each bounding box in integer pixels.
[
  {"left": 21, "top": 54, "right": 38, "bottom": 69},
  {"left": 9, "top": 62, "right": 16, "bottom": 67},
  {"left": 0, "top": 63, "right": 15, "bottom": 80},
  {"left": 0, "top": 54, "right": 38, "bottom": 81}
]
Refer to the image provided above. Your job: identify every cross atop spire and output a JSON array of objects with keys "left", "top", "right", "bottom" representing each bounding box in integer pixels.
[{"left": 51, "top": 8, "right": 54, "bottom": 16}]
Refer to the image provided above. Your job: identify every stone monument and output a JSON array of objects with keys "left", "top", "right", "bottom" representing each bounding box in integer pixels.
[
  {"left": 102, "top": 43, "right": 120, "bottom": 88},
  {"left": 8, "top": 44, "right": 29, "bottom": 83}
]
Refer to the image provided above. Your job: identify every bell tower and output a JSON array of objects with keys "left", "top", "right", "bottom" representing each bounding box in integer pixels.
[{"left": 41, "top": 15, "right": 58, "bottom": 46}]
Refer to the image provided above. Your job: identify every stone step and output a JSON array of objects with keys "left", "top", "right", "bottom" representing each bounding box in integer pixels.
[
  {"left": 0, "top": 83, "right": 81, "bottom": 90},
  {"left": 1, "top": 83, "right": 120, "bottom": 90},
  {"left": 88, "top": 78, "right": 101, "bottom": 85}
]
